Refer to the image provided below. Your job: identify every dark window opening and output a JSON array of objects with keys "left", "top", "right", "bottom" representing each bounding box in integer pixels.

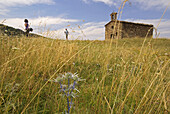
[
  {"left": 110, "top": 34, "right": 114, "bottom": 39},
  {"left": 111, "top": 26, "right": 114, "bottom": 29}
]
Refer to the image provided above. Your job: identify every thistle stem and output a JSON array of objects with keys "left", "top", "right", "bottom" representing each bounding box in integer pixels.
[{"left": 67, "top": 97, "right": 70, "bottom": 114}]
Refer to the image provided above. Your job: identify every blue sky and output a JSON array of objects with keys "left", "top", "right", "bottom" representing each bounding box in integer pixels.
[{"left": 0, "top": 0, "right": 170, "bottom": 40}]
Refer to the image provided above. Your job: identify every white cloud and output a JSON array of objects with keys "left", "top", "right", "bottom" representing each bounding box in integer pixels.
[
  {"left": 83, "top": 0, "right": 117, "bottom": 6},
  {"left": 82, "top": 0, "right": 89, "bottom": 4},
  {"left": 0, "top": 0, "right": 55, "bottom": 15},
  {"left": 42, "top": 22, "right": 106, "bottom": 40},
  {"left": 30, "top": 17, "right": 79, "bottom": 26},
  {"left": 83, "top": 0, "right": 170, "bottom": 10},
  {"left": 0, "top": 17, "right": 79, "bottom": 34},
  {"left": 0, "top": 0, "right": 55, "bottom": 6},
  {"left": 80, "top": 22, "right": 105, "bottom": 40},
  {"left": 131, "top": 0, "right": 170, "bottom": 10},
  {"left": 0, "top": 8, "right": 9, "bottom": 15},
  {"left": 93, "top": 0, "right": 114, "bottom": 6}
]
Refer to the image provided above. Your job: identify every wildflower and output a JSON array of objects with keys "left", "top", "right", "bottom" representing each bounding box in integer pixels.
[{"left": 50, "top": 72, "right": 85, "bottom": 114}]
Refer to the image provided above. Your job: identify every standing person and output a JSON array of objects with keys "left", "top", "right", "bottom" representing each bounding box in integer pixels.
[
  {"left": 64, "top": 29, "right": 69, "bottom": 40},
  {"left": 24, "top": 19, "right": 33, "bottom": 37},
  {"left": 24, "top": 19, "right": 29, "bottom": 37}
]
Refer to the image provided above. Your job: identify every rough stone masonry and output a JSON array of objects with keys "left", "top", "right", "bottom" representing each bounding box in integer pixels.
[{"left": 105, "top": 12, "right": 153, "bottom": 39}]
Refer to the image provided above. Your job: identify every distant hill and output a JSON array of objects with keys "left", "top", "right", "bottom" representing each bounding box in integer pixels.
[{"left": 0, "top": 24, "right": 40, "bottom": 37}]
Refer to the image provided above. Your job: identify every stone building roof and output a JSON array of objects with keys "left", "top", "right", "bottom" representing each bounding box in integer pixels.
[{"left": 105, "top": 20, "right": 153, "bottom": 27}]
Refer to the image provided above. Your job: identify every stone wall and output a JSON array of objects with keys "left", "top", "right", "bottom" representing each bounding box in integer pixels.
[
  {"left": 121, "top": 22, "right": 153, "bottom": 38},
  {"left": 105, "top": 21, "right": 153, "bottom": 39},
  {"left": 105, "top": 21, "right": 122, "bottom": 39}
]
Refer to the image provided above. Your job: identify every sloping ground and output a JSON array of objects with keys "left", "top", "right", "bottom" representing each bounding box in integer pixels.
[
  {"left": 0, "top": 24, "right": 40, "bottom": 37},
  {"left": 0, "top": 37, "right": 169, "bottom": 113}
]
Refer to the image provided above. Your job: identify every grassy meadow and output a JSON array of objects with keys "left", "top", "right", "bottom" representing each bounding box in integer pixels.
[{"left": 0, "top": 36, "right": 169, "bottom": 113}]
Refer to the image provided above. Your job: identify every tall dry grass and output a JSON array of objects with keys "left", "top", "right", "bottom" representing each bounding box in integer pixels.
[
  {"left": 0, "top": 1, "right": 170, "bottom": 113},
  {"left": 0, "top": 36, "right": 169, "bottom": 113}
]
